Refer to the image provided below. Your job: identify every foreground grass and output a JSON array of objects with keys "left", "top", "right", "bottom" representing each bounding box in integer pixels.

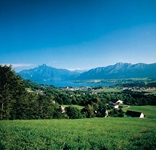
[{"left": 0, "top": 117, "right": 156, "bottom": 150}]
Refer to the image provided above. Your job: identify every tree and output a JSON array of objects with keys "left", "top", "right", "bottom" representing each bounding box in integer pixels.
[
  {"left": 97, "top": 102, "right": 106, "bottom": 117},
  {"left": 65, "top": 106, "right": 82, "bottom": 119},
  {"left": 109, "top": 108, "right": 125, "bottom": 117},
  {"left": 36, "top": 95, "right": 56, "bottom": 119},
  {"left": 118, "top": 108, "right": 125, "bottom": 117},
  {"left": 0, "top": 65, "right": 27, "bottom": 119},
  {"left": 81, "top": 104, "right": 95, "bottom": 118}
]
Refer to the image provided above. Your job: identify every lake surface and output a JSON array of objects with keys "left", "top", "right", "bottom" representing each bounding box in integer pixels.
[{"left": 50, "top": 81, "right": 115, "bottom": 87}]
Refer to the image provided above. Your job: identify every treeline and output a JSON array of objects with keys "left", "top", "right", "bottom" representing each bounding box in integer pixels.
[
  {"left": 51, "top": 89, "right": 156, "bottom": 106},
  {"left": 0, "top": 65, "right": 156, "bottom": 120},
  {"left": 123, "top": 91, "right": 156, "bottom": 105},
  {"left": 0, "top": 65, "right": 65, "bottom": 120},
  {"left": 118, "top": 80, "right": 156, "bottom": 88}
]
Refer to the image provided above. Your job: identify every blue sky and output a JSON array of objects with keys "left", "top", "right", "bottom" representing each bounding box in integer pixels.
[{"left": 0, "top": 0, "right": 156, "bottom": 71}]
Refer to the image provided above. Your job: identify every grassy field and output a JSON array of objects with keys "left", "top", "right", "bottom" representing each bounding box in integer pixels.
[
  {"left": 122, "top": 105, "right": 156, "bottom": 119},
  {"left": 102, "top": 87, "right": 122, "bottom": 93},
  {"left": 0, "top": 106, "right": 156, "bottom": 150},
  {"left": 128, "top": 105, "right": 156, "bottom": 118}
]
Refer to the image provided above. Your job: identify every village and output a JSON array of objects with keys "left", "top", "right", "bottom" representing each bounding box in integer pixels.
[
  {"left": 26, "top": 83, "right": 154, "bottom": 119},
  {"left": 24, "top": 79, "right": 155, "bottom": 119},
  {"left": 61, "top": 84, "right": 156, "bottom": 94}
]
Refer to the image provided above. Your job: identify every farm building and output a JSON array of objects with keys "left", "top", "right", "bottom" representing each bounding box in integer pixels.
[
  {"left": 60, "top": 106, "right": 65, "bottom": 113},
  {"left": 109, "top": 100, "right": 123, "bottom": 109},
  {"left": 116, "top": 100, "right": 123, "bottom": 105},
  {"left": 105, "top": 110, "right": 108, "bottom": 118},
  {"left": 114, "top": 103, "right": 119, "bottom": 109},
  {"left": 126, "top": 110, "right": 145, "bottom": 118}
]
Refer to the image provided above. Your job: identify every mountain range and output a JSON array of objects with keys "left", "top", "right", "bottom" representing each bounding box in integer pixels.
[
  {"left": 18, "top": 63, "right": 156, "bottom": 85},
  {"left": 19, "top": 64, "right": 81, "bottom": 84}
]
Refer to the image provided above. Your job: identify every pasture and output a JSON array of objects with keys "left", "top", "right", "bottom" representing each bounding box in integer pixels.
[
  {"left": 0, "top": 117, "right": 156, "bottom": 150},
  {"left": 127, "top": 105, "right": 156, "bottom": 119},
  {"left": 0, "top": 105, "right": 156, "bottom": 149}
]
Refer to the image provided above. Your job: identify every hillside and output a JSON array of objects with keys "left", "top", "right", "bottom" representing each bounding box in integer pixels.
[
  {"left": 76, "top": 62, "right": 156, "bottom": 80},
  {"left": 19, "top": 64, "right": 81, "bottom": 85},
  {"left": 1, "top": 117, "right": 156, "bottom": 149}
]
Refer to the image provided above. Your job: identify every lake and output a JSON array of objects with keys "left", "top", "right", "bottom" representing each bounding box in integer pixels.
[{"left": 50, "top": 80, "right": 115, "bottom": 87}]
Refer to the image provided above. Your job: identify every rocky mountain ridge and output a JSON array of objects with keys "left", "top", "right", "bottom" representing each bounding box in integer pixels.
[{"left": 18, "top": 63, "right": 156, "bottom": 85}]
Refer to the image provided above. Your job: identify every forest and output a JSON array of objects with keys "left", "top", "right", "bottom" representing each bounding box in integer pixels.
[{"left": 0, "top": 65, "right": 156, "bottom": 120}]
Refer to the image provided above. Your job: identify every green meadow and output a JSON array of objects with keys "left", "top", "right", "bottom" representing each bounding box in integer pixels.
[
  {"left": 127, "top": 105, "right": 156, "bottom": 119},
  {"left": 0, "top": 105, "right": 156, "bottom": 150},
  {"left": 122, "top": 105, "right": 156, "bottom": 119}
]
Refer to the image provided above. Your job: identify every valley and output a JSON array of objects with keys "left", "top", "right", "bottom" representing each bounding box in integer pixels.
[
  {"left": 18, "top": 62, "right": 156, "bottom": 87},
  {"left": 0, "top": 64, "right": 156, "bottom": 149},
  {"left": 1, "top": 0, "right": 156, "bottom": 149}
]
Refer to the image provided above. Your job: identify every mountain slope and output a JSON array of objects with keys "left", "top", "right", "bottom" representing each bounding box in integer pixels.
[
  {"left": 76, "top": 63, "right": 156, "bottom": 80},
  {"left": 18, "top": 63, "right": 156, "bottom": 85},
  {"left": 19, "top": 64, "right": 80, "bottom": 84}
]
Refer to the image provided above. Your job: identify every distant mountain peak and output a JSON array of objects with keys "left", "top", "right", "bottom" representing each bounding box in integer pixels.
[
  {"left": 38, "top": 64, "right": 49, "bottom": 68},
  {"left": 115, "top": 62, "right": 124, "bottom": 65},
  {"left": 115, "top": 62, "right": 131, "bottom": 66},
  {"left": 41, "top": 64, "right": 47, "bottom": 66},
  {"left": 18, "top": 64, "right": 81, "bottom": 85},
  {"left": 76, "top": 62, "right": 156, "bottom": 80},
  {"left": 18, "top": 62, "right": 156, "bottom": 85}
]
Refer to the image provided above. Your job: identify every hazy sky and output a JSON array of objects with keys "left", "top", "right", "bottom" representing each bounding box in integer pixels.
[{"left": 0, "top": 0, "right": 156, "bottom": 71}]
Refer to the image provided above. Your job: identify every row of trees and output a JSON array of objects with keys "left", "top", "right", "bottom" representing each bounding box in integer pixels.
[
  {"left": 51, "top": 89, "right": 156, "bottom": 106},
  {"left": 65, "top": 105, "right": 124, "bottom": 119}
]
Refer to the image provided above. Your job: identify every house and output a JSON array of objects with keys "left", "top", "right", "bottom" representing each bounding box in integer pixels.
[
  {"left": 36, "top": 90, "right": 43, "bottom": 95},
  {"left": 116, "top": 100, "right": 123, "bottom": 105},
  {"left": 60, "top": 106, "right": 65, "bottom": 113},
  {"left": 114, "top": 104, "right": 119, "bottom": 109},
  {"left": 109, "top": 100, "right": 123, "bottom": 109},
  {"left": 125, "top": 110, "right": 145, "bottom": 118},
  {"left": 109, "top": 101, "right": 119, "bottom": 109},
  {"left": 105, "top": 110, "right": 108, "bottom": 118}
]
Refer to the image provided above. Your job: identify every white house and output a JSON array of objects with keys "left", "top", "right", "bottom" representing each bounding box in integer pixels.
[
  {"left": 60, "top": 106, "right": 65, "bottom": 113},
  {"left": 109, "top": 100, "right": 123, "bottom": 109},
  {"left": 114, "top": 104, "right": 119, "bottom": 109},
  {"left": 139, "top": 113, "right": 145, "bottom": 118},
  {"left": 105, "top": 110, "right": 108, "bottom": 118},
  {"left": 116, "top": 100, "right": 123, "bottom": 105}
]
